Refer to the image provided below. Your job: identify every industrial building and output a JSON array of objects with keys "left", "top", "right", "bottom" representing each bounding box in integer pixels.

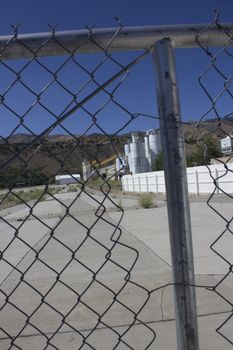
[
  {"left": 124, "top": 130, "right": 161, "bottom": 174},
  {"left": 220, "top": 135, "right": 233, "bottom": 154},
  {"left": 81, "top": 130, "right": 161, "bottom": 180}
]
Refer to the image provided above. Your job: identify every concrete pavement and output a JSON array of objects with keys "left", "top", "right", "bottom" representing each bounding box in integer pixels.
[
  {"left": 0, "top": 191, "right": 232, "bottom": 349},
  {"left": 109, "top": 202, "right": 233, "bottom": 275}
]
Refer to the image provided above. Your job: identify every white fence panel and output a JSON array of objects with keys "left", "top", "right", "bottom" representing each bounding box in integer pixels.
[{"left": 122, "top": 163, "right": 233, "bottom": 195}]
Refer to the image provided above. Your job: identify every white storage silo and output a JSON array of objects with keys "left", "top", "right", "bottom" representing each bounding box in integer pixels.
[
  {"left": 130, "top": 141, "right": 139, "bottom": 174},
  {"left": 130, "top": 133, "right": 148, "bottom": 174},
  {"left": 124, "top": 143, "right": 132, "bottom": 172},
  {"left": 132, "top": 132, "right": 140, "bottom": 143},
  {"left": 138, "top": 141, "right": 148, "bottom": 173},
  {"left": 125, "top": 132, "right": 160, "bottom": 174},
  {"left": 148, "top": 130, "right": 161, "bottom": 162},
  {"left": 124, "top": 143, "right": 130, "bottom": 158},
  {"left": 144, "top": 134, "right": 151, "bottom": 170},
  {"left": 128, "top": 152, "right": 132, "bottom": 173}
]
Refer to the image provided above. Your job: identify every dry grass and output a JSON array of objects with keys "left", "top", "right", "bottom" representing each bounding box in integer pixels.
[
  {"left": 138, "top": 193, "right": 156, "bottom": 209},
  {"left": 0, "top": 189, "right": 45, "bottom": 209}
]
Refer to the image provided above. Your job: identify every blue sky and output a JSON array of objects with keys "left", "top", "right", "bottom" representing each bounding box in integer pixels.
[{"left": 0, "top": 0, "right": 233, "bottom": 137}]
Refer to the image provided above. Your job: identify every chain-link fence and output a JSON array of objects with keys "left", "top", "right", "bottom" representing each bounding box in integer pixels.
[
  {"left": 195, "top": 11, "right": 233, "bottom": 346},
  {"left": 0, "top": 12, "right": 232, "bottom": 350}
]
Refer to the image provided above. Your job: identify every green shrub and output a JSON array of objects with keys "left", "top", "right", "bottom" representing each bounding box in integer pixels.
[
  {"left": 0, "top": 166, "right": 49, "bottom": 189},
  {"left": 151, "top": 152, "right": 163, "bottom": 171},
  {"left": 138, "top": 193, "right": 155, "bottom": 209}
]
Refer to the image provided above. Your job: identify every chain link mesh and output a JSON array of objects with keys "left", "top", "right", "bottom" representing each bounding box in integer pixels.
[
  {"left": 0, "top": 21, "right": 170, "bottom": 350},
  {"left": 195, "top": 10, "right": 233, "bottom": 346},
  {"left": 0, "top": 13, "right": 233, "bottom": 349}
]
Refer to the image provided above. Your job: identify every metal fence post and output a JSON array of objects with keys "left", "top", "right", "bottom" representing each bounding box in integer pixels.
[
  {"left": 152, "top": 38, "right": 199, "bottom": 350},
  {"left": 195, "top": 170, "right": 199, "bottom": 196},
  {"left": 155, "top": 173, "right": 158, "bottom": 193},
  {"left": 146, "top": 175, "right": 149, "bottom": 192},
  {"left": 132, "top": 176, "right": 135, "bottom": 192},
  {"left": 138, "top": 176, "right": 141, "bottom": 192}
]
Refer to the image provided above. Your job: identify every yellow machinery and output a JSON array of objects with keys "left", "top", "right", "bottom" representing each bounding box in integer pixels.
[{"left": 91, "top": 154, "right": 117, "bottom": 167}]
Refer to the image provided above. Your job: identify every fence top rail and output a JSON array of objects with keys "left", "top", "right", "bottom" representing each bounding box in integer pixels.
[{"left": 0, "top": 23, "right": 232, "bottom": 60}]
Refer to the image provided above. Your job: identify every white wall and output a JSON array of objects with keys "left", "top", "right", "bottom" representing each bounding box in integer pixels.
[
  {"left": 122, "top": 163, "right": 233, "bottom": 195},
  {"left": 55, "top": 174, "right": 80, "bottom": 185}
]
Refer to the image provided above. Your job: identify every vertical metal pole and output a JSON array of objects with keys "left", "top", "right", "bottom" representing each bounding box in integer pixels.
[
  {"left": 132, "top": 176, "right": 135, "bottom": 192},
  {"left": 155, "top": 173, "right": 158, "bottom": 193},
  {"left": 152, "top": 38, "right": 199, "bottom": 350},
  {"left": 146, "top": 175, "right": 149, "bottom": 192},
  {"left": 138, "top": 176, "right": 141, "bottom": 192},
  {"left": 195, "top": 170, "right": 199, "bottom": 196}
]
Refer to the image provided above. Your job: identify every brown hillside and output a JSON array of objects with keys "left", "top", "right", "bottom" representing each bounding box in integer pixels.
[{"left": 0, "top": 118, "right": 233, "bottom": 180}]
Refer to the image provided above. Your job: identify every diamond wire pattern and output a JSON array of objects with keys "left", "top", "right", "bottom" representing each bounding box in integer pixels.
[
  {"left": 0, "top": 23, "right": 162, "bottom": 350},
  {"left": 1, "top": 15, "right": 233, "bottom": 349},
  {"left": 195, "top": 10, "right": 233, "bottom": 345}
]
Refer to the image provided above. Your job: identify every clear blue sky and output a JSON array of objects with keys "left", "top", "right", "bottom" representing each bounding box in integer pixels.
[{"left": 0, "top": 0, "right": 233, "bottom": 137}]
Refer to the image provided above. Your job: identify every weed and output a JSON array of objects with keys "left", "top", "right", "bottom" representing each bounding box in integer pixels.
[{"left": 138, "top": 193, "right": 156, "bottom": 209}]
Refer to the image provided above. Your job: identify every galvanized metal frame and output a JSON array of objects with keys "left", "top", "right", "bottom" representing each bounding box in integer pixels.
[
  {"left": 0, "top": 23, "right": 232, "bottom": 60},
  {"left": 153, "top": 38, "right": 199, "bottom": 350}
]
